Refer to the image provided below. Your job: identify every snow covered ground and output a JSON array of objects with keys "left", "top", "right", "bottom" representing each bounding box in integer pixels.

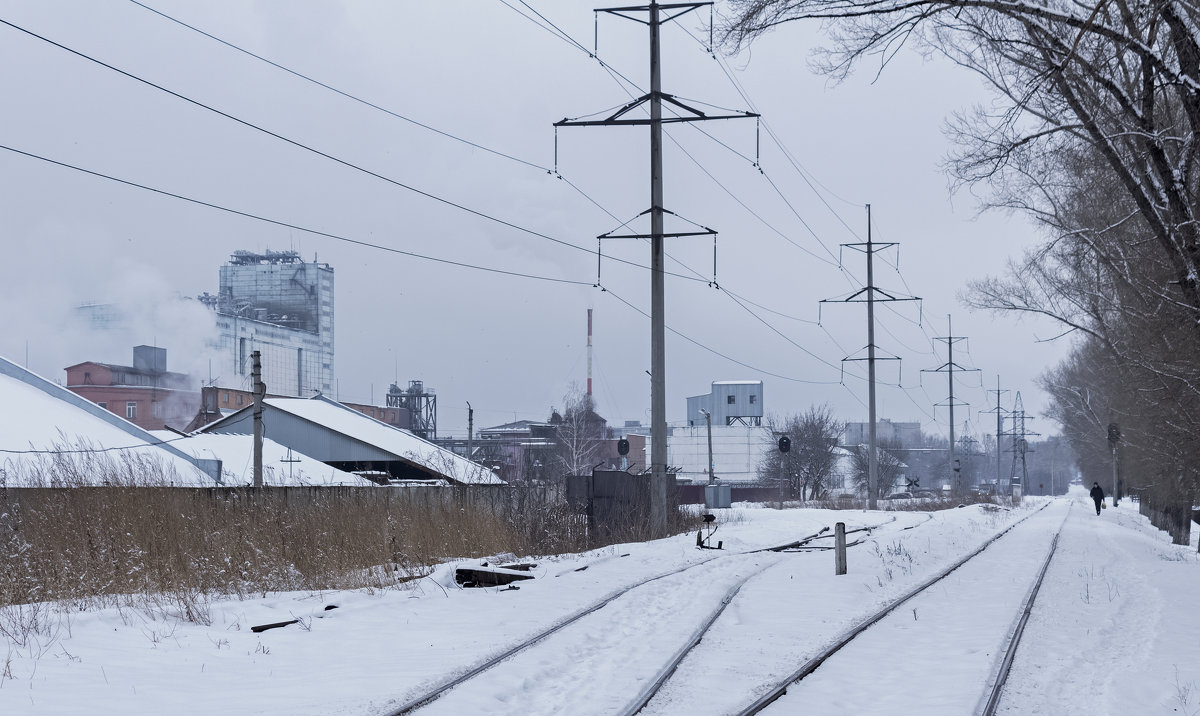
[{"left": 2, "top": 486, "right": 1197, "bottom": 715}]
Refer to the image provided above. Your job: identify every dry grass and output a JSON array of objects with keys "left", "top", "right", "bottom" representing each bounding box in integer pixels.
[{"left": 0, "top": 452, "right": 695, "bottom": 628}]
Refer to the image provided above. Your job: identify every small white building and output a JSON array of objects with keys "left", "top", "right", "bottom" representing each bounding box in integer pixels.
[{"left": 666, "top": 424, "right": 772, "bottom": 484}]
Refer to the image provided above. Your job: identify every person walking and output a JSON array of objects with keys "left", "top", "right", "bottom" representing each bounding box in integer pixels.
[{"left": 1090, "top": 482, "right": 1105, "bottom": 515}]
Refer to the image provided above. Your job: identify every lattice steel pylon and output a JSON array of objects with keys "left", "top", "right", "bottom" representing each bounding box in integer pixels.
[{"left": 1006, "top": 391, "right": 1039, "bottom": 498}]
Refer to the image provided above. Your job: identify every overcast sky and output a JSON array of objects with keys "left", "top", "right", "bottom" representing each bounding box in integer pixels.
[{"left": 0, "top": 0, "right": 1072, "bottom": 441}]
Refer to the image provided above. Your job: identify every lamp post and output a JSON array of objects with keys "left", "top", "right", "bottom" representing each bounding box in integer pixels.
[{"left": 699, "top": 409, "right": 714, "bottom": 485}]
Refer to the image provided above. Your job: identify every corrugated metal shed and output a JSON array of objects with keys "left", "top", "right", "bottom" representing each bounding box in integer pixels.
[{"left": 199, "top": 395, "right": 502, "bottom": 485}]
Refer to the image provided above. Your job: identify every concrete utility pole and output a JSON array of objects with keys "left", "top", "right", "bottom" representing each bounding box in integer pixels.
[
  {"left": 699, "top": 408, "right": 714, "bottom": 485},
  {"left": 555, "top": 1, "right": 757, "bottom": 535},
  {"left": 466, "top": 401, "right": 474, "bottom": 462},
  {"left": 923, "top": 315, "right": 979, "bottom": 497},
  {"left": 251, "top": 350, "right": 265, "bottom": 489},
  {"left": 820, "top": 205, "right": 918, "bottom": 509}
]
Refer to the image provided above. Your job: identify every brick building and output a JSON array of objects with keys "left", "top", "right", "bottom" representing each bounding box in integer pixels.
[{"left": 65, "top": 346, "right": 199, "bottom": 431}]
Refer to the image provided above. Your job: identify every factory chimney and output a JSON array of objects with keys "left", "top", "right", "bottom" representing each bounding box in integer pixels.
[{"left": 587, "top": 308, "right": 593, "bottom": 397}]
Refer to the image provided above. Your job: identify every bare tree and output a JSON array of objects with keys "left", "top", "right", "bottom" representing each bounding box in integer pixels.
[
  {"left": 724, "top": 0, "right": 1200, "bottom": 334},
  {"left": 759, "top": 405, "right": 844, "bottom": 499},
  {"left": 550, "top": 385, "right": 609, "bottom": 478},
  {"left": 850, "top": 438, "right": 907, "bottom": 500}
]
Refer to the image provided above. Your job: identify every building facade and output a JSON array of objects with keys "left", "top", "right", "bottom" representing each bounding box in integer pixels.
[
  {"left": 686, "top": 380, "right": 764, "bottom": 427},
  {"left": 65, "top": 346, "right": 199, "bottom": 431},
  {"left": 198, "top": 250, "right": 334, "bottom": 397}
]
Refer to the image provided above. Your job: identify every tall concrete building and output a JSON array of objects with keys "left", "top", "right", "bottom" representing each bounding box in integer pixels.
[{"left": 198, "top": 250, "right": 334, "bottom": 397}]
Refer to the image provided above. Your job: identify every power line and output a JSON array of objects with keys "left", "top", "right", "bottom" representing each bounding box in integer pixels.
[
  {"left": 0, "top": 143, "right": 593, "bottom": 287},
  {"left": 0, "top": 16, "right": 715, "bottom": 286},
  {"left": 129, "top": 0, "right": 553, "bottom": 174},
  {"left": 600, "top": 285, "right": 844, "bottom": 385}
]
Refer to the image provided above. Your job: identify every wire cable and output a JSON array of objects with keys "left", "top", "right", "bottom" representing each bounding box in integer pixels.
[
  {"left": 0, "top": 16, "right": 715, "bottom": 286},
  {"left": 129, "top": 0, "right": 553, "bottom": 174},
  {"left": 0, "top": 143, "right": 594, "bottom": 286}
]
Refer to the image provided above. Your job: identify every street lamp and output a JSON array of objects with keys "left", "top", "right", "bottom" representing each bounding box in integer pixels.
[{"left": 698, "top": 409, "right": 714, "bottom": 485}]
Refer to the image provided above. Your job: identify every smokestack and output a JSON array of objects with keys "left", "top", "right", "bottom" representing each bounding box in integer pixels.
[{"left": 587, "top": 308, "right": 593, "bottom": 397}]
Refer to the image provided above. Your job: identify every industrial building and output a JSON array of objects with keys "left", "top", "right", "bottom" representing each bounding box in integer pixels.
[
  {"left": 2, "top": 355, "right": 220, "bottom": 485},
  {"left": 197, "top": 250, "right": 334, "bottom": 397},
  {"left": 686, "top": 380, "right": 764, "bottom": 427},
  {"left": 199, "top": 395, "right": 499, "bottom": 485},
  {"left": 65, "top": 345, "right": 199, "bottom": 431},
  {"left": 669, "top": 423, "right": 772, "bottom": 484}
]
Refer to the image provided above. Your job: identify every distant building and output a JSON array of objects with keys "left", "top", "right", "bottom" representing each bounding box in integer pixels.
[
  {"left": 667, "top": 424, "right": 771, "bottom": 484},
  {"left": 686, "top": 380, "right": 764, "bottom": 427},
  {"left": 198, "top": 250, "right": 334, "bottom": 397},
  {"left": 5, "top": 355, "right": 219, "bottom": 484},
  {"left": 65, "top": 345, "right": 199, "bottom": 431},
  {"left": 184, "top": 384, "right": 417, "bottom": 434},
  {"left": 842, "top": 419, "right": 922, "bottom": 448},
  {"left": 198, "top": 395, "right": 498, "bottom": 485}
]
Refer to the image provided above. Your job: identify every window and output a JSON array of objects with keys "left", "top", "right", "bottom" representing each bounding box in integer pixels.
[
  {"left": 126, "top": 402, "right": 137, "bottom": 420},
  {"left": 222, "top": 392, "right": 229, "bottom": 405},
  {"left": 98, "top": 402, "right": 107, "bottom": 410},
  {"left": 749, "top": 395, "right": 757, "bottom": 404},
  {"left": 237, "top": 394, "right": 244, "bottom": 406},
  {"left": 727, "top": 395, "right": 736, "bottom": 405},
  {"left": 152, "top": 402, "right": 163, "bottom": 418}
]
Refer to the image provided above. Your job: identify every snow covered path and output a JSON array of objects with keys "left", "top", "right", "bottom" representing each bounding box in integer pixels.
[{"left": 1, "top": 489, "right": 1196, "bottom": 715}]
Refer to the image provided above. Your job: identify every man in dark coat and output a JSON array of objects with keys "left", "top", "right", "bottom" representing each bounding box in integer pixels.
[{"left": 1090, "top": 482, "right": 1105, "bottom": 515}]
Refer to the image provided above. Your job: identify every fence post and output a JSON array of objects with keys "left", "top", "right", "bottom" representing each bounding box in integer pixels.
[{"left": 835, "top": 521, "right": 847, "bottom": 575}]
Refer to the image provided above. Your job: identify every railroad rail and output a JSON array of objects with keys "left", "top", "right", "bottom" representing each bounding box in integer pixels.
[
  {"left": 386, "top": 515, "right": 906, "bottom": 715},
  {"left": 730, "top": 502, "right": 1063, "bottom": 715}
]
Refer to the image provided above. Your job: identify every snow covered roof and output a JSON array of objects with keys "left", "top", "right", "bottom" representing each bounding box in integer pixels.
[
  {"left": 0, "top": 356, "right": 218, "bottom": 485},
  {"left": 150, "top": 431, "right": 369, "bottom": 487},
  {"left": 201, "top": 395, "right": 503, "bottom": 485}
]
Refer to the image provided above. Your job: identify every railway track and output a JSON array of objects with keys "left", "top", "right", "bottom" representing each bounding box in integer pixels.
[
  {"left": 726, "top": 501, "right": 1068, "bottom": 715},
  {"left": 385, "top": 515, "right": 909, "bottom": 716}
]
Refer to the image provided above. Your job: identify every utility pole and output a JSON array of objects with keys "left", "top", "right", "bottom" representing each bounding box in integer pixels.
[
  {"left": 555, "top": 1, "right": 756, "bottom": 535},
  {"left": 922, "top": 315, "right": 979, "bottom": 498},
  {"left": 700, "top": 407, "right": 715, "bottom": 486},
  {"left": 251, "top": 350, "right": 265, "bottom": 489},
  {"left": 979, "top": 375, "right": 1010, "bottom": 490},
  {"left": 466, "top": 401, "right": 474, "bottom": 462},
  {"left": 820, "top": 205, "right": 918, "bottom": 509}
]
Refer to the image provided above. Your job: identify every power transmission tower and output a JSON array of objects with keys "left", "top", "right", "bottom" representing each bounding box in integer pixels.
[
  {"left": 921, "top": 315, "right": 980, "bottom": 497},
  {"left": 978, "top": 375, "right": 1010, "bottom": 489},
  {"left": 820, "top": 204, "right": 919, "bottom": 509},
  {"left": 555, "top": 1, "right": 757, "bottom": 534},
  {"left": 1006, "top": 391, "right": 1039, "bottom": 499}
]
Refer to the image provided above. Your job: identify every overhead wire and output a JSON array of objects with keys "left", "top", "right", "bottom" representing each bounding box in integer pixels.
[
  {"left": 0, "top": 143, "right": 593, "bottom": 287},
  {"left": 129, "top": 0, "right": 553, "bottom": 174},
  {"left": 117, "top": 4, "right": 907, "bottom": 395},
  {"left": 0, "top": 15, "right": 719, "bottom": 287}
]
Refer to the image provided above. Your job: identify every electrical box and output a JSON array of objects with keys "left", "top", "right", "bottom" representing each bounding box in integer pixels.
[{"left": 704, "top": 484, "right": 731, "bottom": 509}]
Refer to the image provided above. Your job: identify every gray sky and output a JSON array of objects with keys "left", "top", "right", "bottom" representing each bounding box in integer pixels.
[{"left": 0, "top": 0, "right": 1071, "bottom": 440}]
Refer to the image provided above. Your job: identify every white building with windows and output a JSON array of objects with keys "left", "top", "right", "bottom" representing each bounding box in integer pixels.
[
  {"left": 198, "top": 250, "right": 334, "bottom": 397},
  {"left": 685, "top": 380, "right": 764, "bottom": 427}
]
